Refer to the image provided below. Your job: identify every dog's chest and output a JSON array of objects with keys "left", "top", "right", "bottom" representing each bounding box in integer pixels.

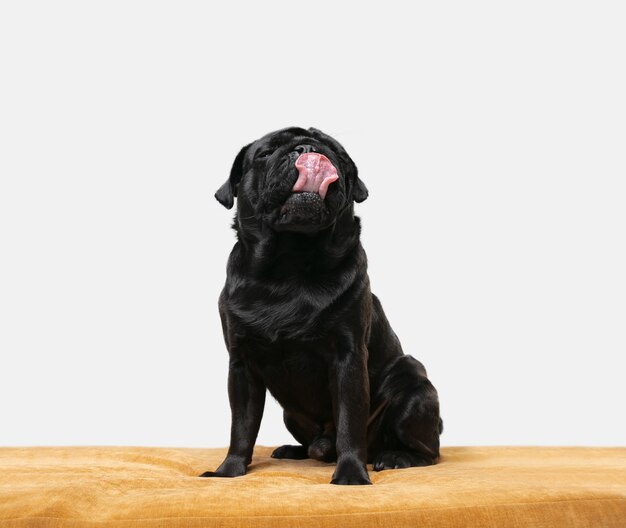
[
  {"left": 249, "top": 342, "right": 333, "bottom": 417},
  {"left": 227, "top": 279, "right": 351, "bottom": 342}
]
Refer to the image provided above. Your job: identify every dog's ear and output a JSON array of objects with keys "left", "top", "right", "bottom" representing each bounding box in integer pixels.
[
  {"left": 215, "top": 143, "right": 252, "bottom": 209},
  {"left": 353, "top": 176, "right": 369, "bottom": 203},
  {"left": 350, "top": 162, "right": 369, "bottom": 203}
]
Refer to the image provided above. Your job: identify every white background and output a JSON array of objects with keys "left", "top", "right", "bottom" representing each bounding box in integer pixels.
[{"left": 1, "top": 1, "right": 624, "bottom": 449}]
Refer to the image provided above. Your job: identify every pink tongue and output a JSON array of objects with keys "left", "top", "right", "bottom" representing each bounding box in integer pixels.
[{"left": 293, "top": 153, "right": 339, "bottom": 200}]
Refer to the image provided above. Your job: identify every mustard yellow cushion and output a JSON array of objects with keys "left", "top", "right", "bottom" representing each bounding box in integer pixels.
[{"left": 0, "top": 446, "right": 624, "bottom": 527}]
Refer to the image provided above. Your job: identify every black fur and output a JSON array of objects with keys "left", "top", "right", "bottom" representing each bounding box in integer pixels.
[{"left": 200, "top": 127, "right": 442, "bottom": 485}]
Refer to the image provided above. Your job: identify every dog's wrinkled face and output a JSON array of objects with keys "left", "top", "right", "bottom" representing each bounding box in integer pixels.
[{"left": 215, "top": 127, "right": 368, "bottom": 234}]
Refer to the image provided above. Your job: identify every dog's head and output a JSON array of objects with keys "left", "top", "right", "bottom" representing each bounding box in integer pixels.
[{"left": 215, "top": 127, "right": 368, "bottom": 234}]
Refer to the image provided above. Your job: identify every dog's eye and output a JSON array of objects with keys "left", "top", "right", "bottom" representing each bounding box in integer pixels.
[{"left": 256, "top": 150, "right": 273, "bottom": 160}]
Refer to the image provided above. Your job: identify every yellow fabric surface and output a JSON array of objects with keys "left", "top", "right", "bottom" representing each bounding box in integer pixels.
[{"left": 0, "top": 446, "right": 624, "bottom": 527}]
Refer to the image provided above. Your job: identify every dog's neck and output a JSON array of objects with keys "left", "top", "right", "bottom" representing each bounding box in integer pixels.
[{"left": 233, "top": 209, "right": 364, "bottom": 278}]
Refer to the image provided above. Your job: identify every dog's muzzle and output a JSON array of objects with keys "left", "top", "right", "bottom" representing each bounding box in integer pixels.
[
  {"left": 274, "top": 153, "right": 339, "bottom": 232},
  {"left": 292, "top": 153, "right": 338, "bottom": 199}
]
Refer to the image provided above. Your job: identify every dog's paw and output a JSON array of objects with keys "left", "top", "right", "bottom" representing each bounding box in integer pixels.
[
  {"left": 271, "top": 445, "right": 308, "bottom": 459},
  {"left": 198, "top": 456, "right": 247, "bottom": 478},
  {"left": 372, "top": 450, "right": 435, "bottom": 471},
  {"left": 307, "top": 436, "right": 336, "bottom": 462},
  {"left": 198, "top": 469, "right": 245, "bottom": 478},
  {"left": 331, "top": 458, "right": 372, "bottom": 485},
  {"left": 330, "top": 473, "right": 372, "bottom": 485}
]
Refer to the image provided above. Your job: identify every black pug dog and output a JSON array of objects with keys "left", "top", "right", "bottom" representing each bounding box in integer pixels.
[{"left": 200, "top": 127, "right": 442, "bottom": 485}]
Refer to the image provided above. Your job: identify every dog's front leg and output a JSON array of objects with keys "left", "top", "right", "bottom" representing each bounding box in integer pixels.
[
  {"left": 199, "top": 355, "right": 266, "bottom": 478},
  {"left": 328, "top": 339, "right": 372, "bottom": 485}
]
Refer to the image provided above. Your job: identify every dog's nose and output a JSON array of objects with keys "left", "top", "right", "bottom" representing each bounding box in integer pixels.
[{"left": 293, "top": 144, "right": 316, "bottom": 155}]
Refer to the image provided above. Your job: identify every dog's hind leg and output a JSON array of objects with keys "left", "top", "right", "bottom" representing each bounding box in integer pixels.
[
  {"left": 271, "top": 411, "right": 324, "bottom": 460},
  {"left": 370, "top": 355, "right": 442, "bottom": 471},
  {"left": 271, "top": 444, "right": 308, "bottom": 459}
]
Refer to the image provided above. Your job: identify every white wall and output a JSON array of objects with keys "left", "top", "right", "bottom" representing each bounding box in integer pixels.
[{"left": 1, "top": 1, "right": 624, "bottom": 448}]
